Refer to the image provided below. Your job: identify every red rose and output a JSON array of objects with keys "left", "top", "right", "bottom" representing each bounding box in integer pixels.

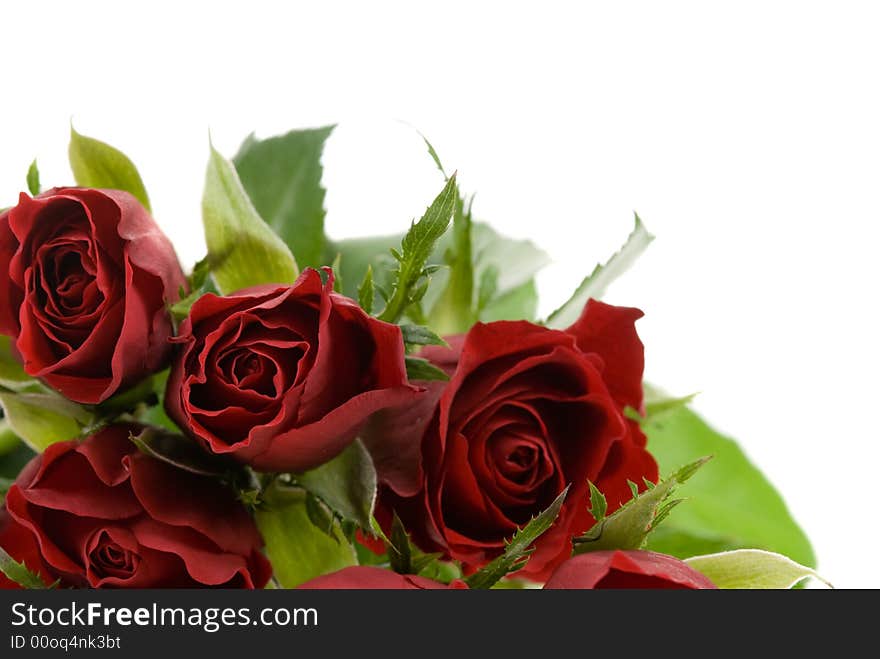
[
  {"left": 0, "top": 424, "right": 271, "bottom": 589},
  {"left": 0, "top": 188, "right": 186, "bottom": 403},
  {"left": 165, "top": 267, "right": 418, "bottom": 473},
  {"left": 365, "top": 300, "right": 658, "bottom": 580},
  {"left": 543, "top": 551, "right": 716, "bottom": 589},
  {"left": 297, "top": 566, "right": 466, "bottom": 589}
]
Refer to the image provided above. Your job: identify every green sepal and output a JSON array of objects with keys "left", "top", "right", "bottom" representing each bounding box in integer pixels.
[
  {"left": 572, "top": 457, "right": 710, "bottom": 554},
  {"left": 465, "top": 486, "right": 569, "bottom": 589}
]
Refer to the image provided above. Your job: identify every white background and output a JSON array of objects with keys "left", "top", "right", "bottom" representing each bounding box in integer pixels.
[{"left": 1, "top": 1, "right": 877, "bottom": 587}]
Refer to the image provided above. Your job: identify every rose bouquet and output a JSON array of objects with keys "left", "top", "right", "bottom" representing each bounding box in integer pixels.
[{"left": 0, "top": 125, "right": 825, "bottom": 590}]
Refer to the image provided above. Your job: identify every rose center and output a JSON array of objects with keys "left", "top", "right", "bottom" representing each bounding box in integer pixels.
[
  {"left": 88, "top": 533, "right": 139, "bottom": 579},
  {"left": 490, "top": 434, "right": 545, "bottom": 485},
  {"left": 43, "top": 245, "right": 98, "bottom": 314}
]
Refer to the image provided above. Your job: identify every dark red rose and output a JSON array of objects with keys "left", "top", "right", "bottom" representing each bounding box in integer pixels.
[
  {"left": 543, "top": 551, "right": 716, "bottom": 589},
  {"left": 165, "top": 267, "right": 418, "bottom": 473},
  {"left": 297, "top": 566, "right": 467, "bottom": 589},
  {"left": 364, "top": 300, "right": 658, "bottom": 581},
  {"left": 0, "top": 424, "right": 271, "bottom": 589},
  {"left": 0, "top": 188, "right": 186, "bottom": 404}
]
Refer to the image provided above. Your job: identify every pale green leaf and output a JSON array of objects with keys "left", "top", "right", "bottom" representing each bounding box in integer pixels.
[
  {"left": 68, "top": 127, "right": 151, "bottom": 211},
  {"left": 202, "top": 144, "right": 299, "bottom": 294},
  {"left": 26, "top": 159, "right": 40, "bottom": 196},
  {"left": 295, "top": 439, "right": 377, "bottom": 530},
  {"left": 428, "top": 194, "right": 476, "bottom": 334},
  {"left": 256, "top": 495, "right": 357, "bottom": 588},
  {"left": 545, "top": 213, "right": 653, "bottom": 329},
  {"left": 234, "top": 126, "right": 334, "bottom": 269},
  {"left": 0, "top": 391, "right": 91, "bottom": 451},
  {"left": 0, "top": 336, "right": 34, "bottom": 391},
  {"left": 643, "top": 389, "right": 815, "bottom": 567},
  {"left": 358, "top": 265, "right": 375, "bottom": 314},
  {"left": 685, "top": 549, "right": 831, "bottom": 589}
]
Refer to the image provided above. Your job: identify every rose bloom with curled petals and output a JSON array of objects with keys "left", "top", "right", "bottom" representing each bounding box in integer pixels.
[
  {"left": 0, "top": 424, "right": 271, "bottom": 589},
  {"left": 543, "top": 550, "right": 716, "bottom": 589},
  {"left": 165, "top": 267, "right": 418, "bottom": 473},
  {"left": 364, "top": 299, "right": 658, "bottom": 581},
  {"left": 0, "top": 188, "right": 186, "bottom": 403}
]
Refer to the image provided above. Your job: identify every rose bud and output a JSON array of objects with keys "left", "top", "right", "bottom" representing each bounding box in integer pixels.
[
  {"left": 364, "top": 300, "right": 658, "bottom": 581},
  {"left": 165, "top": 267, "right": 418, "bottom": 473},
  {"left": 543, "top": 550, "right": 716, "bottom": 589},
  {"left": 0, "top": 424, "right": 271, "bottom": 589},
  {"left": 297, "top": 566, "right": 467, "bottom": 589},
  {"left": 0, "top": 188, "right": 186, "bottom": 404}
]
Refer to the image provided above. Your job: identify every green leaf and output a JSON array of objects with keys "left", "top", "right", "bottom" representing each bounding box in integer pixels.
[
  {"left": 68, "top": 126, "right": 151, "bottom": 212},
  {"left": 330, "top": 253, "right": 343, "bottom": 293},
  {"left": 378, "top": 176, "right": 458, "bottom": 323},
  {"left": 0, "top": 391, "right": 92, "bottom": 452},
  {"left": 400, "top": 324, "right": 448, "bottom": 349},
  {"left": 685, "top": 549, "right": 832, "bottom": 589},
  {"left": 202, "top": 143, "right": 299, "bottom": 295},
  {"left": 305, "top": 493, "right": 338, "bottom": 542},
  {"left": 388, "top": 513, "right": 413, "bottom": 574},
  {"left": 545, "top": 213, "right": 654, "bottom": 329},
  {"left": 256, "top": 494, "right": 357, "bottom": 588},
  {"left": 428, "top": 193, "right": 477, "bottom": 334},
  {"left": 358, "top": 265, "right": 375, "bottom": 314},
  {"left": 295, "top": 439, "right": 377, "bottom": 530},
  {"left": 643, "top": 392, "right": 815, "bottom": 567},
  {"left": 405, "top": 356, "right": 450, "bottom": 382},
  {"left": 26, "top": 159, "right": 40, "bottom": 196},
  {"left": 233, "top": 126, "right": 334, "bottom": 270},
  {"left": 0, "top": 336, "right": 35, "bottom": 391},
  {"left": 573, "top": 457, "right": 710, "bottom": 554},
  {"left": 634, "top": 390, "right": 699, "bottom": 422},
  {"left": 0, "top": 546, "right": 48, "bottom": 589},
  {"left": 480, "top": 279, "right": 540, "bottom": 323},
  {"left": 465, "top": 486, "right": 569, "bottom": 589}
]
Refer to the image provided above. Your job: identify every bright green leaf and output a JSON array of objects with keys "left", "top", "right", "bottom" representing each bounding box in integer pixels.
[
  {"left": 465, "top": 486, "right": 569, "bottom": 589},
  {"left": 405, "top": 356, "right": 450, "bottom": 382},
  {"left": 202, "top": 143, "right": 299, "bottom": 295},
  {"left": 256, "top": 494, "right": 357, "bottom": 588},
  {"left": 0, "top": 391, "right": 91, "bottom": 452},
  {"left": 545, "top": 213, "right": 653, "bottom": 329},
  {"left": 26, "top": 159, "right": 40, "bottom": 196},
  {"left": 0, "top": 546, "right": 48, "bottom": 589},
  {"left": 234, "top": 126, "right": 334, "bottom": 270},
  {"left": 573, "top": 457, "right": 710, "bottom": 554},
  {"left": 643, "top": 392, "right": 815, "bottom": 567},
  {"left": 68, "top": 126, "right": 151, "bottom": 211},
  {"left": 378, "top": 175, "right": 458, "bottom": 323},
  {"left": 685, "top": 549, "right": 831, "bottom": 589},
  {"left": 295, "top": 439, "right": 377, "bottom": 530}
]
